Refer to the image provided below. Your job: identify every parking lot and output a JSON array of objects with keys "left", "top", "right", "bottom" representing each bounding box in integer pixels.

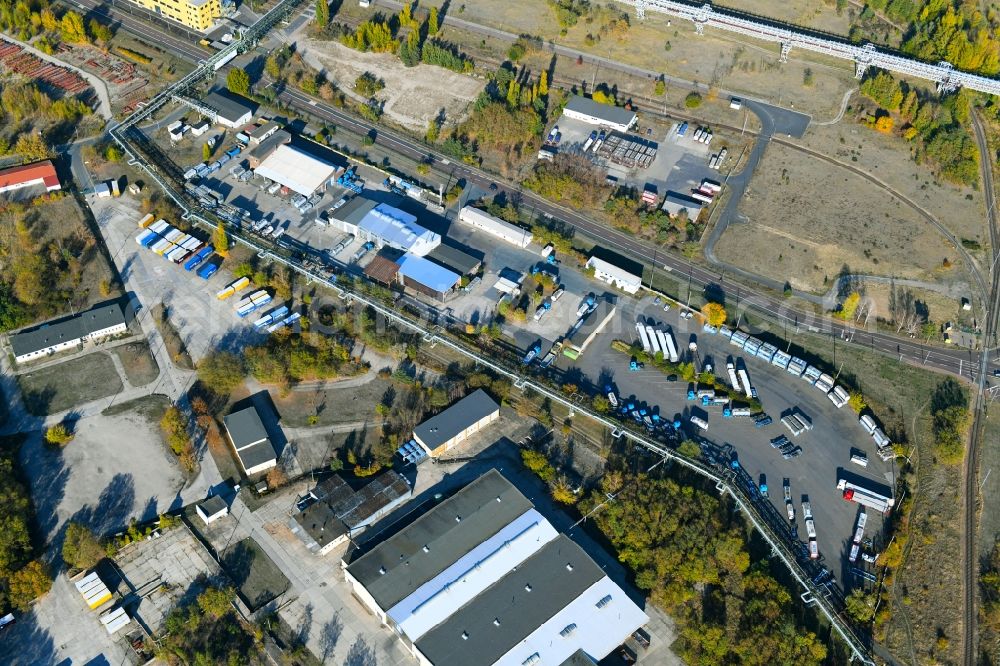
[{"left": 551, "top": 294, "right": 891, "bottom": 583}]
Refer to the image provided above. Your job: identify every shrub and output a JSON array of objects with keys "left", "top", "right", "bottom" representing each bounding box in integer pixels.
[
  {"left": 684, "top": 92, "right": 703, "bottom": 108},
  {"left": 44, "top": 424, "right": 74, "bottom": 446}
]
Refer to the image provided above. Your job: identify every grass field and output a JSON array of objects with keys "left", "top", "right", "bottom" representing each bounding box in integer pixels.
[
  {"left": 222, "top": 538, "right": 290, "bottom": 611},
  {"left": 714, "top": 142, "right": 975, "bottom": 294},
  {"left": 113, "top": 341, "right": 160, "bottom": 387},
  {"left": 101, "top": 393, "right": 170, "bottom": 419},
  {"left": 17, "top": 352, "right": 123, "bottom": 416}
]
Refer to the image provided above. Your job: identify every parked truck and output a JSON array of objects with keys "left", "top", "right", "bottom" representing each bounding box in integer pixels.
[
  {"left": 726, "top": 360, "right": 740, "bottom": 390},
  {"left": 737, "top": 367, "right": 753, "bottom": 399},
  {"left": 838, "top": 478, "right": 894, "bottom": 514},
  {"left": 662, "top": 329, "right": 679, "bottom": 363},
  {"left": 183, "top": 245, "right": 214, "bottom": 271},
  {"left": 645, "top": 326, "right": 661, "bottom": 355}
]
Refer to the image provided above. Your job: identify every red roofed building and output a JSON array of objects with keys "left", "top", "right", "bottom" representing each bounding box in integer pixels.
[{"left": 0, "top": 160, "right": 60, "bottom": 196}]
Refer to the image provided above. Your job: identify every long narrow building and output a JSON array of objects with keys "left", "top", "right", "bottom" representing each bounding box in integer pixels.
[{"left": 343, "top": 470, "right": 648, "bottom": 666}]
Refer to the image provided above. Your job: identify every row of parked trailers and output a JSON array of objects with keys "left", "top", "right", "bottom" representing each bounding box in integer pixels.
[
  {"left": 636, "top": 320, "right": 679, "bottom": 362},
  {"left": 134, "top": 216, "right": 218, "bottom": 278}
]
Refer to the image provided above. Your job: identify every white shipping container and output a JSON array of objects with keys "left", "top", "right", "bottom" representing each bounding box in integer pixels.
[{"left": 646, "top": 326, "right": 662, "bottom": 355}]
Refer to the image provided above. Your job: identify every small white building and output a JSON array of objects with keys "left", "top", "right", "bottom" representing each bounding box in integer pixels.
[
  {"left": 458, "top": 206, "right": 533, "bottom": 248},
  {"left": 562, "top": 95, "right": 637, "bottom": 132},
  {"left": 203, "top": 90, "right": 254, "bottom": 129},
  {"left": 195, "top": 496, "right": 229, "bottom": 525},
  {"left": 223, "top": 405, "right": 278, "bottom": 476},
  {"left": 586, "top": 256, "right": 642, "bottom": 294},
  {"left": 412, "top": 389, "right": 500, "bottom": 458}
]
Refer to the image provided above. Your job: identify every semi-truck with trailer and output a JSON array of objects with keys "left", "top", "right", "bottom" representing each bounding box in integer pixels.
[
  {"left": 689, "top": 415, "right": 708, "bottom": 430},
  {"left": 727, "top": 361, "right": 740, "bottom": 389},
  {"left": 838, "top": 478, "right": 894, "bottom": 514},
  {"left": 737, "top": 367, "right": 753, "bottom": 399}
]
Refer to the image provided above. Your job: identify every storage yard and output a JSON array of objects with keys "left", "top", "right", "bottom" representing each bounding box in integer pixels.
[{"left": 0, "top": 37, "right": 91, "bottom": 97}]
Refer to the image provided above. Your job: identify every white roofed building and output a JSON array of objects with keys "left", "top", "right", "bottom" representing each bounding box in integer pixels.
[
  {"left": 586, "top": 256, "right": 642, "bottom": 294},
  {"left": 343, "top": 470, "right": 648, "bottom": 666},
  {"left": 333, "top": 200, "right": 441, "bottom": 256},
  {"left": 253, "top": 144, "right": 338, "bottom": 197},
  {"left": 458, "top": 206, "right": 533, "bottom": 248},
  {"left": 562, "top": 95, "right": 637, "bottom": 132}
]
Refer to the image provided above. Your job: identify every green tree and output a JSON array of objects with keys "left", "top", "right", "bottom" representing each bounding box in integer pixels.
[
  {"left": 521, "top": 449, "right": 555, "bottom": 481},
  {"left": 550, "top": 477, "right": 577, "bottom": 504},
  {"left": 13, "top": 133, "right": 50, "bottom": 163},
  {"left": 88, "top": 19, "right": 112, "bottom": 45},
  {"left": 62, "top": 523, "right": 104, "bottom": 571},
  {"left": 226, "top": 67, "right": 250, "bottom": 96},
  {"left": 427, "top": 6, "right": 439, "bottom": 35},
  {"left": 8, "top": 560, "right": 51, "bottom": 610},
  {"left": 44, "top": 424, "right": 74, "bottom": 446},
  {"left": 354, "top": 72, "right": 385, "bottom": 96},
  {"left": 859, "top": 70, "right": 903, "bottom": 111},
  {"left": 196, "top": 586, "right": 234, "bottom": 618},
  {"left": 425, "top": 120, "right": 439, "bottom": 143},
  {"left": 202, "top": 142, "right": 212, "bottom": 162},
  {"left": 314, "top": 0, "right": 329, "bottom": 28},
  {"left": 684, "top": 91, "right": 702, "bottom": 108},
  {"left": 844, "top": 589, "right": 878, "bottom": 623},
  {"left": 197, "top": 351, "right": 246, "bottom": 394},
  {"left": 654, "top": 77, "right": 666, "bottom": 96}
]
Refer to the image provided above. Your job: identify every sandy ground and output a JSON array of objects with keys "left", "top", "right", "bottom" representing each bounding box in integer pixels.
[
  {"left": 713, "top": 142, "right": 972, "bottom": 293},
  {"left": 301, "top": 38, "right": 485, "bottom": 130}
]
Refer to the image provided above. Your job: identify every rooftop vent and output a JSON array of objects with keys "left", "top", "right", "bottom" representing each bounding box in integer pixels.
[
  {"left": 378, "top": 567, "right": 386, "bottom": 575},
  {"left": 524, "top": 583, "right": 533, "bottom": 592},
  {"left": 461, "top": 631, "right": 469, "bottom": 641}
]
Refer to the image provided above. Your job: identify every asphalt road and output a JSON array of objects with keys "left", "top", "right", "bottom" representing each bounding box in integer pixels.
[{"left": 83, "top": 0, "right": 996, "bottom": 382}]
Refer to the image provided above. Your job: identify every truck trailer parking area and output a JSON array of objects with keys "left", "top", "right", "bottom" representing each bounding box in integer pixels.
[{"left": 555, "top": 295, "right": 892, "bottom": 575}]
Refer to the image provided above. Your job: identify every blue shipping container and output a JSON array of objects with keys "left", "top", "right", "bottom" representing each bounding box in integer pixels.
[
  {"left": 184, "top": 245, "right": 214, "bottom": 271},
  {"left": 197, "top": 259, "right": 219, "bottom": 279}
]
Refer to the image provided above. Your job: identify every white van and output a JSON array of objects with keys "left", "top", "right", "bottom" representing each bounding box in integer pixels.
[
  {"left": 690, "top": 416, "right": 708, "bottom": 431},
  {"left": 850, "top": 453, "right": 869, "bottom": 468}
]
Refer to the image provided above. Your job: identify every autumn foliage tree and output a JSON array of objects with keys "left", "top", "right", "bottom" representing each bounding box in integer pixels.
[{"left": 701, "top": 301, "right": 727, "bottom": 327}]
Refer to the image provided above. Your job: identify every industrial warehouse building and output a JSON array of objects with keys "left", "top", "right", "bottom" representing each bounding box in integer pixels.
[
  {"left": 343, "top": 470, "right": 648, "bottom": 666},
  {"left": 586, "top": 256, "right": 642, "bottom": 294},
  {"left": 290, "top": 471, "right": 411, "bottom": 555},
  {"left": 397, "top": 253, "right": 461, "bottom": 301},
  {"left": 564, "top": 300, "right": 617, "bottom": 359},
  {"left": 562, "top": 95, "right": 638, "bottom": 132},
  {"left": 248, "top": 129, "right": 291, "bottom": 168},
  {"left": 253, "top": 144, "right": 339, "bottom": 197},
  {"left": 412, "top": 389, "right": 500, "bottom": 458},
  {"left": 202, "top": 89, "right": 254, "bottom": 128},
  {"left": 661, "top": 192, "right": 705, "bottom": 220},
  {"left": 426, "top": 243, "right": 482, "bottom": 277},
  {"left": 0, "top": 160, "right": 60, "bottom": 196},
  {"left": 223, "top": 405, "right": 278, "bottom": 476},
  {"left": 333, "top": 198, "right": 441, "bottom": 256},
  {"left": 130, "top": 0, "right": 221, "bottom": 30},
  {"left": 10, "top": 302, "right": 127, "bottom": 364},
  {"left": 457, "top": 206, "right": 533, "bottom": 248}
]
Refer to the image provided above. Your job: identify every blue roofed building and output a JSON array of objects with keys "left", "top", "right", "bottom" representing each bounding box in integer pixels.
[{"left": 396, "top": 253, "right": 460, "bottom": 301}]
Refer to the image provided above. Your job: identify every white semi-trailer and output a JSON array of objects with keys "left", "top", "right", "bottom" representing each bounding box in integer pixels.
[
  {"left": 663, "top": 329, "right": 679, "bottom": 362},
  {"left": 637, "top": 323, "right": 652, "bottom": 352},
  {"left": 646, "top": 326, "right": 662, "bottom": 355},
  {"left": 737, "top": 367, "right": 753, "bottom": 399},
  {"left": 726, "top": 361, "right": 740, "bottom": 390}
]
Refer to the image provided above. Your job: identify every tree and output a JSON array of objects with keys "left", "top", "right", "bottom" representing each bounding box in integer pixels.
[
  {"left": 196, "top": 586, "right": 234, "bottom": 618},
  {"left": 60, "top": 11, "right": 88, "bottom": 43},
  {"left": 63, "top": 523, "right": 104, "bottom": 571},
  {"left": 860, "top": 71, "right": 902, "bottom": 111},
  {"left": 684, "top": 91, "right": 702, "bottom": 108},
  {"left": 88, "top": 19, "right": 112, "bottom": 45},
  {"left": 838, "top": 292, "right": 861, "bottom": 320},
  {"left": 314, "top": 0, "right": 329, "bottom": 28},
  {"left": 844, "top": 589, "right": 878, "bottom": 623},
  {"left": 354, "top": 72, "right": 385, "bottom": 97},
  {"left": 677, "top": 439, "right": 701, "bottom": 457},
  {"left": 13, "top": 133, "right": 50, "bottom": 163},
  {"left": 654, "top": 77, "right": 666, "bottom": 96},
  {"left": 8, "top": 560, "right": 51, "bottom": 610},
  {"left": 425, "top": 120, "right": 439, "bottom": 143},
  {"left": 427, "top": 6, "right": 439, "bottom": 35},
  {"left": 521, "top": 449, "right": 555, "bottom": 481},
  {"left": 213, "top": 222, "right": 229, "bottom": 257},
  {"left": 538, "top": 70, "right": 549, "bottom": 96},
  {"left": 550, "top": 477, "right": 577, "bottom": 504},
  {"left": 202, "top": 142, "right": 212, "bottom": 161},
  {"left": 874, "top": 114, "right": 894, "bottom": 133},
  {"left": 847, "top": 391, "right": 867, "bottom": 414},
  {"left": 226, "top": 67, "right": 250, "bottom": 96},
  {"left": 197, "top": 351, "right": 246, "bottom": 394},
  {"left": 701, "top": 302, "right": 727, "bottom": 327},
  {"left": 44, "top": 424, "right": 74, "bottom": 446}
]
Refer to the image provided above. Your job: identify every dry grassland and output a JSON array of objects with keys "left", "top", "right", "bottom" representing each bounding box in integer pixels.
[{"left": 714, "top": 143, "right": 971, "bottom": 293}]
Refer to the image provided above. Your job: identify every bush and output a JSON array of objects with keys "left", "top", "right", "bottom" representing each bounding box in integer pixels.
[
  {"left": 521, "top": 448, "right": 555, "bottom": 482},
  {"left": 196, "top": 351, "right": 246, "bottom": 394},
  {"left": 44, "top": 424, "right": 74, "bottom": 446},
  {"left": 684, "top": 92, "right": 703, "bottom": 108},
  {"left": 354, "top": 72, "right": 385, "bottom": 97}
]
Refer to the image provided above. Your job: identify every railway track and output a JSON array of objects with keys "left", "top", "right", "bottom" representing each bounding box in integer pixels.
[{"left": 965, "top": 112, "right": 1000, "bottom": 666}]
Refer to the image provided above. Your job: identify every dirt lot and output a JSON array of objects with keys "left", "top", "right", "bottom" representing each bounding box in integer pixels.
[
  {"left": 301, "top": 38, "right": 485, "bottom": 130},
  {"left": 379, "top": 0, "right": 856, "bottom": 118},
  {"left": 271, "top": 376, "right": 392, "bottom": 427},
  {"left": 112, "top": 341, "right": 160, "bottom": 387},
  {"left": 17, "top": 352, "right": 123, "bottom": 416},
  {"left": 859, "top": 281, "right": 971, "bottom": 332},
  {"left": 713, "top": 142, "right": 974, "bottom": 293}
]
